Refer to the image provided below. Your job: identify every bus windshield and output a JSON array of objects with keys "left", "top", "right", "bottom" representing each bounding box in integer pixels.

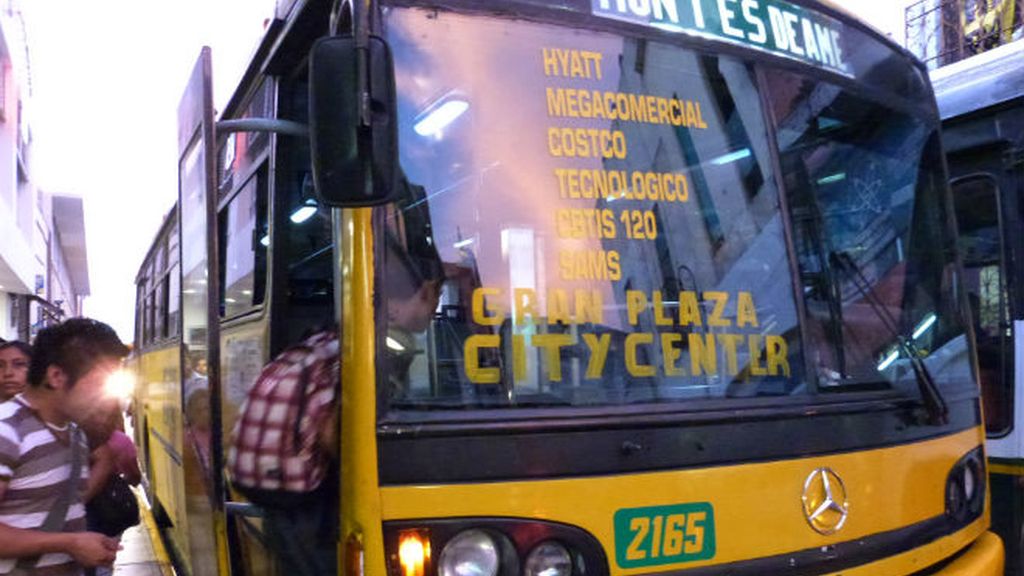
[{"left": 378, "top": 6, "right": 973, "bottom": 417}]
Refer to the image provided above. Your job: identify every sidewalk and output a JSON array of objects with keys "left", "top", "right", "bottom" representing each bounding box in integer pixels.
[{"left": 112, "top": 490, "right": 174, "bottom": 576}]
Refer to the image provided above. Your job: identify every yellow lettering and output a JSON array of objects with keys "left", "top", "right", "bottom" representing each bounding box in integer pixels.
[
  {"left": 583, "top": 333, "right": 611, "bottom": 379},
  {"left": 718, "top": 334, "right": 744, "bottom": 375},
  {"left": 627, "top": 290, "right": 647, "bottom": 325},
  {"left": 626, "top": 333, "right": 655, "bottom": 377},
  {"left": 513, "top": 334, "right": 527, "bottom": 381},
  {"left": 661, "top": 333, "right": 685, "bottom": 376},
  {"left": 689, "top": 333, "right": 717, "bottom": 375},
  {"left": 608, "top": 250, "right": 622, "bottom": 281},
  {"left": 548, "top": 289, "right": 571, "bottom": 325},
  {"left": 686, "top": 101, "right": 699, "bottom": 128},
  {"left": 542, "top": 48, "right": 559, "bottom": 76},
  {"left": 749, "top": 335, "right": 768, "bottom": 376},
  {"left": 705, "top": 291, "right": 730, "bottom": 327},
  {"left": 678, "top": 292, "right": 703, "bottom": 326},
  {"left": 534, "top": 334, "right": 573, "bottom": 382},
  {"left": 514, "top": 288, "right": 538, "bottom": 324},
  {"left": 570, "top": 49, "right": 585, "bottom": 77},
  {"left": 575, "top": 290, "right": 604, "bottom": 324},
  {"left": 736, "top": 291, "right": 759, "bottom": 328},
  {"left": 546, "top": 87, "right": 566, "bottom": 117},
  {"left": 652, "top": 291, "right": 674, "bottom": 326},
  {"left": 465, "top": 335, "right": 500, "bottom": 383},
  {"left": 472, "top": 288, "right": 503, "bottom": 326},
  {"left": 766, "top": 335, "right": 791, "bottom": 376}
]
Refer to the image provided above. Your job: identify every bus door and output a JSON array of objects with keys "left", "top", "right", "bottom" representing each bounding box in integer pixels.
[{"left": 177, "top": 47, "right": 229, "bottom": 576}]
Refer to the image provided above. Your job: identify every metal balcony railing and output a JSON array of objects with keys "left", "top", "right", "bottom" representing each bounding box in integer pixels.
[{"left": 905, "top": 0, "right": 1023, "bottom": 68}]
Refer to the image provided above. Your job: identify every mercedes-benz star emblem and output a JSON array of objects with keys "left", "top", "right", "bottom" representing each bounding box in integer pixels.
[{"left": 801, "top": 468, "right": 849, "bottom": 535}]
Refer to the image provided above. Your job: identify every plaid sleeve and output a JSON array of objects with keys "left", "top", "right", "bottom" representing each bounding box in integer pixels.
[{"left": 0, "top": 420, "right": 19, "bottom": 480}]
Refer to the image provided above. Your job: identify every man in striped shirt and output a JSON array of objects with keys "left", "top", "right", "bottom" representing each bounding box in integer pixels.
[{"left": 0, "top": 319, "right": 128, "bottom": 575}]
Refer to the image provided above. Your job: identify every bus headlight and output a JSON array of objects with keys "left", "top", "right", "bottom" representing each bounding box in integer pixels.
[
  {"left": 439, "top": 530, "right": 499, "bottom": 576},
  {"left": 524, "top": 541, "right": 572, "bottom": 576},
  {"left": 945, "top": 446, "right": 985, "bottom": 524}
]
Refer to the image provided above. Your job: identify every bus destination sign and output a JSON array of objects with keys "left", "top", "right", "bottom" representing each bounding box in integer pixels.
[{"left": 592, "top": 0, "right": 850, "bottom": 76}]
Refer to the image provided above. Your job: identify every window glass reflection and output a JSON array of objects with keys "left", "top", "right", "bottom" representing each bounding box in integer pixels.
[{"left": 381, "top": 8, "right": 804, "bottom": 413}]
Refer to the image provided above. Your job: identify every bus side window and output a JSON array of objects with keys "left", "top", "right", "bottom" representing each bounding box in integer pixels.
[
  {"left": 952, "top": 174, "right": 1013, "bottom": 435},
  {"left": 278, "top": 76, "right": 334, "bottom": 347},
  {"left": 219, "top": 166, "right": 269, "bottom": 318}
]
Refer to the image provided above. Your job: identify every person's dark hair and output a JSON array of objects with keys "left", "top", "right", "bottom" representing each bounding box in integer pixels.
[
  {"left": 28, "top": 318, "right": 129, "bottom": 388},
  {"left": 0, "top": 340, "right": 32, "bottom": 359}
]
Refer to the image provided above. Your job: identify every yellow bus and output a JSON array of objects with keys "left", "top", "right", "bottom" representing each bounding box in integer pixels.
[{"left": 130, "top": 0, "right": 1004, "bottom": 574}]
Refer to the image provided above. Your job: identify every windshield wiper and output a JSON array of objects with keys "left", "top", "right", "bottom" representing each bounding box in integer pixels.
[{"left": 829, "top": 251, "right": 948, "bottom": 425}]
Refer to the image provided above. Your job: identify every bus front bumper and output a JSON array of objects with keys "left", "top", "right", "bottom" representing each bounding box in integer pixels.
[{"left": 932, "top": 531, "right": 1003, "bottom": 575}]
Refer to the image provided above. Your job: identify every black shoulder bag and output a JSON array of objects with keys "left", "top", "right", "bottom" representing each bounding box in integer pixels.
[{"left": 86, "top": 473, "right": 140, "bottom": 537}]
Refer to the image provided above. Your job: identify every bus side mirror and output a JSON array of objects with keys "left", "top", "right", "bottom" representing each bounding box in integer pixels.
[{"left": 309, "top": 35, "right": 398, "bottom": 207}]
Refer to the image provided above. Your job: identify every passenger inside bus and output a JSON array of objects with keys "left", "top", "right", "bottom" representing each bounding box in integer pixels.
[{"left": 245, "top": 176, "right": 445, "bottom": 576}]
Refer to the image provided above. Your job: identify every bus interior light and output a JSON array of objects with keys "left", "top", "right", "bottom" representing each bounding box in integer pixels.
[
  {"left": 414, "top": 99, "right": 469, "bottom": 137},
  {"left": 290, "top": 199, "right": 318, "bottom": 224},
  {"left": 816, "top": 172, "right": 847, "bottom": 185},
  {"left": 912, "top": 313, "right": 938, "bottom": 340},
  {"left": 710, "top": 148, "right": 751, "bottom": 166},
  {"left": 877, "top": 349, "right": 899, "bottom": 371}
]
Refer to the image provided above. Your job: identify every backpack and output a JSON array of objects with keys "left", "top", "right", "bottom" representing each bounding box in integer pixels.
[{"left": 228, "top": 331, "right": 339, "bottom": 507}]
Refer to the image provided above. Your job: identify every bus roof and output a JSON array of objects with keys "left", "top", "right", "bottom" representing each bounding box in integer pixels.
[{"left": 931, "top": 39, "right": 1024, "bottom": 120}]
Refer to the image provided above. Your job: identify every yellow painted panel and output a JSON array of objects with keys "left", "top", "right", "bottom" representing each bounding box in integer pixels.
[
  {"left": 381, "top": 427, "right": 985, "bottom": 573},
  {"left": 133, "top": 344, "right": 191, "bottom": 567},
  {"left": 831, "top": 527, "right": 1002, "bottom": 575}
]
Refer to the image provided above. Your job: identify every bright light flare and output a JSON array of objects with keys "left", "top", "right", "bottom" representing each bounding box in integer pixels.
[
  {"left": 386, "top": 336, "right": 406, "bottom": 352},
  {"left": 105, "top": 369, "right": 136, "bottom": 400},
  {"left": 290, "top": 205, "right": 318, "bottom": 224},
  {"left": 414, "top": 100, "right": 469, "bottom": 137},
  {"left": 398, "top": 532, "right": 430, "bottom": 576}
]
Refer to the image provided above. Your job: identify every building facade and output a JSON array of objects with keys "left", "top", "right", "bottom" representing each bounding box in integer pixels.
[{"left": 0, "top": 1, "right": 88, "bottom": 342}]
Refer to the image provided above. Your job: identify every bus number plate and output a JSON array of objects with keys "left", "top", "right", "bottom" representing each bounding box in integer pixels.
[{"left": 613, "top": 503, "right": 716, "bottom": 568}]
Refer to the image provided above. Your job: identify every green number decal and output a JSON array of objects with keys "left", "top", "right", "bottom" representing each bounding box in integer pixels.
[{"left": 614, "top": 503, "right": 715, "bottom": 568}]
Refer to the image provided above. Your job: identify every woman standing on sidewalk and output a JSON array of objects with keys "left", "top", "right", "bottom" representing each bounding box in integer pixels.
[{"left": 0, "top": 341, "right": 31, "bottom": 402}]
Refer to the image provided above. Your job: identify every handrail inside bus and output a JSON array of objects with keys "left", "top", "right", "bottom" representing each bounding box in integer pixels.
[{"left": 217, "top": 118, "right": 310, "bottom": 138}]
